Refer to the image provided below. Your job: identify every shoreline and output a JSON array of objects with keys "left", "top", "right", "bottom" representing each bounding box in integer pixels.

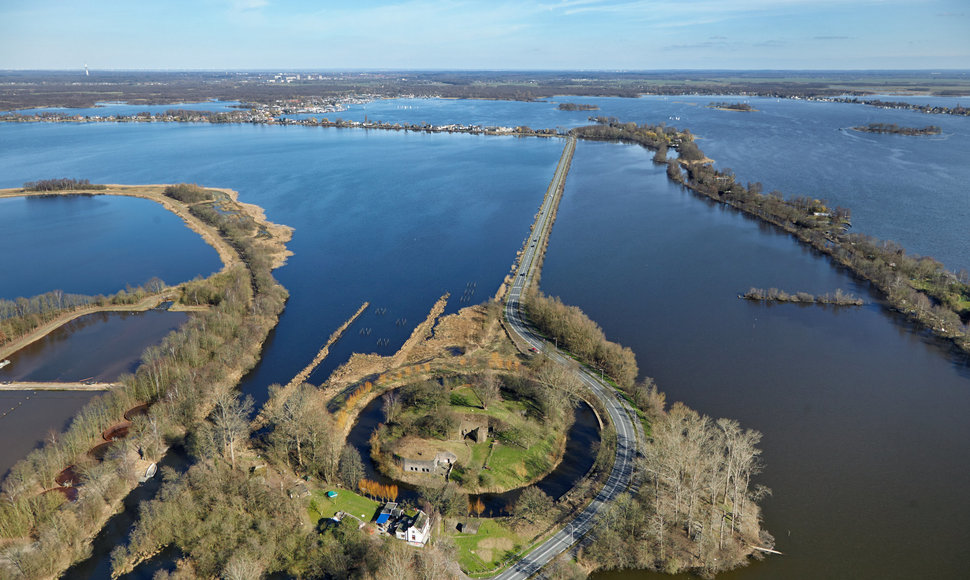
[{"left": 0, "top": 182, "right": 293, "bottom": 578}]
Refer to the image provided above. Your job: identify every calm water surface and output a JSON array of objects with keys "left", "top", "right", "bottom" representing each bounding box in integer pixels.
[
  {"left": 0, "top": 195, "right": 221, "bottom": 299},
  {"left": 0, "top": 99, "right": 967, "bottom": 578},
  {"left": 0, "top": 309, "right": 187, "bottom": 478},
  {"left": 542, "top": 141, "right": 970, "bottom": 579},
  {"left": 0, "top": 123, "right": 563, "bottom": 406},
  {"left": 0, "top": 390, "right": 96, "bottom": 479},
  {"left": 0, "top": 310, "right": 187, "bottom": 382},
  {"left": 339, "top": 95, "right": 970, "bottom": 273}
]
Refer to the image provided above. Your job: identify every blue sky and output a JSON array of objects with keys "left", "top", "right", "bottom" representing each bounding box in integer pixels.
[{"left": 1, "top": 0, "right": 967, "bottom": 70}]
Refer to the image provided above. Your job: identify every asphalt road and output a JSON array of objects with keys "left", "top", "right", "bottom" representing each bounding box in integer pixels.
[{"left": 493, "top": 137, "right": 643, "bottom": 580}]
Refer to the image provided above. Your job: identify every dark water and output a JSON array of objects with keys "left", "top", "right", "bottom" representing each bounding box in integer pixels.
[
  {"left": 0, "top": 390, "right": 97, "bottom": 478},
  {"left": 0, "top": 98, "right": 966, "bottom": 578},
  {"left": 0, "top": 310, "right": 187, "bottom": 382},
  {"left": 336, "top": 95, "right": 970, "bottom": 273},
  {"left": 0, "top": 195, "right": 222, "bottom": 299},
  {"left": 345, "top": 393, "right": 599, "bottom": 516},
  {"left": 0, "top": 310, "right": 187, "bottom": 478},
  {"left": 0, "top": 123, "right": 564, "bottom": 406},
  {"left": 541, "top": 141, "right": 970, "bottom": 579}
]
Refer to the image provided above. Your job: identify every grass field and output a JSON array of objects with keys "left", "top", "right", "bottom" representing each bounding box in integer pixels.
[
  {"left": 451, "top": 519, "right": 524, "bottom": 575},
  {"left": 388, "top": 381, "right": 567, "bottom": 492},
  {"left": 307, "top": 489, "right": 381, "bottom": 523}
]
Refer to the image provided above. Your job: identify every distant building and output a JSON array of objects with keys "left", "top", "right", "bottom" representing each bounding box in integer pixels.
[{"left": 400, "top": 450, "right": 457, "bottom": 475}]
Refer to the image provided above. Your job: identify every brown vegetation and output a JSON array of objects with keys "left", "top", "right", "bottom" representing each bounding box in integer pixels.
[
  {"left": 742, "top": 287, "right": 864, "bottom": 306},
  {"left": 525, "top": 291, "right": 638, "bottom": 389},
  {"left": 572, "top": 121, "right": 970, "bottom": 354},
  {"left": 580, "top": 401, "right": 771, "bottom": 577},
  {"left": 0, "top": 184, "right": 291, "bottom": 579}
]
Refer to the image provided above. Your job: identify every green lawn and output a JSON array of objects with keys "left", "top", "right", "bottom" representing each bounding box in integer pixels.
[
  {"left": 451, "top": 518, "right": 523, "bottom": 575},
  {"left": 308, "top": 489, "right": 381, "bottom": 523}
]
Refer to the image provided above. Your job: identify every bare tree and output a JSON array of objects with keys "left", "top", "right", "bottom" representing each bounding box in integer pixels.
[
  {"left": 471, "top": 373, "right": 501, "bottom": 410},
  {"left": 212, "top": 394, "right": 253, "bottom": 470},
  {"left": 382, "top": 390, "right": 402, "bottom": 423}
]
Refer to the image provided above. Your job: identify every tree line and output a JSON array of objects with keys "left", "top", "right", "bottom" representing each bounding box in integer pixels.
[
  {"left": 581, "top": 395, "right": 771, "bottom": 576},
  {"left": 0, "top": 280, "right": 165, "bottom": 347},
  {"left": 742, "top": 287, "right": 863, "bottom": 306},
  {"left": 575, "top": 121, "right": 970, "bottom": 354},
  {"left": 852, "top": 122, "right": 941, "bottom": 135},
  {"left": 0, "top": 185, "right": 290, "bottom": 579},
  {"left": 525, "top": 290, "right": 638, "bottom": 389},
  {"left": 22, "top": 178, "right": 105, "bottom": 192}
]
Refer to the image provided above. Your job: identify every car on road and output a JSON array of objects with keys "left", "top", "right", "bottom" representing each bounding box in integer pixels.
[{"left": 529, "top": 347, "right": 538, "bottom": 353}]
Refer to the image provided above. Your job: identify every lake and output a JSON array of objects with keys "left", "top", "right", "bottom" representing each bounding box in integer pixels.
[
  {"left": 338, "top": 95, "right": 970, "bottom": 273},
  {"left": 541, "top": 140, "right": 970, "bottom": 579},
  {"left": 0, "top": 122, "right": 565, "bottom": 406},
  {"left": 0, "top": 194, "right": 222, "bottom": 299},
  {"left": 0, "top": 96, "right": 967, "bottom": 578},
  {"left": 0, "top": 309, "right": 188, "bottom": 383}
]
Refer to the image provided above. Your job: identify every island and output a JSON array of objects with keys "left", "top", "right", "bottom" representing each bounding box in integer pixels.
[
  {"left": 851, "top": 122, "right": 942, "bottom": 135},
  {"left": 557, "top": 102, "right": 600, "bottom": 111},
  {"left": 741, "top": 287, "right": 864, "bottom": 306},
  {"left": 708, "top": 101, "right": 757, "bottom": 112}
]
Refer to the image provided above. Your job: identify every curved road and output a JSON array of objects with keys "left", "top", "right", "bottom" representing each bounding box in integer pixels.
[{"left": 494, "top": 137, "right": 643, "bottom": 580}]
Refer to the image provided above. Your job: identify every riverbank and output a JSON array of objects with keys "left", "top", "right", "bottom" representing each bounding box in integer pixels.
[
  {"left": 0, "top": 291, "right": 174, "bottom": 360},
  {"left": 0, "top": 183, "right": 292, "bottom": 579}
]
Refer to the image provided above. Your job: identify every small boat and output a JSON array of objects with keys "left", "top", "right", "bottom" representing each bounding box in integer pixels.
[{"left": 0, "top": 360, "right": 10, "bottom": 369}]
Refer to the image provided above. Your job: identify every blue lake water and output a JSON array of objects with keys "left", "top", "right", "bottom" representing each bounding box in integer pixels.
[
  {"left": 0, "top": 122, "right": 564, "bottom": 404},
  {"left": 1, "top": 96, "right": 968, "bottom": 579},
  {"left": 338, "top": 95, "right": 970, "bottom": 273},
  {"left": 3, "top": 100, "right": 244, "bottom": 117},
  {"left": 0, "top": 195, "right": 222, "bottom": 299},
  {"left": 542, "top": 141, "right": 970, "bottom": 580}
]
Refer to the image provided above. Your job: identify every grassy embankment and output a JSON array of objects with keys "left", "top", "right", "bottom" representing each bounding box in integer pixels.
[{"left": 0, "top": 182, "right": 291, "bottom": 579}]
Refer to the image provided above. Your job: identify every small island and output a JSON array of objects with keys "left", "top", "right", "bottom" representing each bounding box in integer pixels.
[
  {"left": 708, "top": 101, "right": 757, "bottom": 112},
  {"left": 557, "top": 102, "right": 599, "bottom": 111},
  {"left": 851, "top": 122, "right": 941, "bottom": 136},
  {"left": 742, "top": 287, "right": 863, "bottom": 306},
  {"left": 370, "top": 370, "right": 574, "bottom": 494}
]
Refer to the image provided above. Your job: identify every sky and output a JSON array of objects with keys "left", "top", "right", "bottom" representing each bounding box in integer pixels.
[{"left": 1, "top": 0, "right": 968, "bottom": 70}]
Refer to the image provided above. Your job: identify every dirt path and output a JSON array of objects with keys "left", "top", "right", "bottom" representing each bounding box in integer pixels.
[
  {"left": 0, "top": 382, "right": 120, "bottom": 391},
  {"left": 0, "top": 292, "right": 174, "bottom": 360},
  {"left": 0, "top": 184, "right": 294, "bottom": 360}
]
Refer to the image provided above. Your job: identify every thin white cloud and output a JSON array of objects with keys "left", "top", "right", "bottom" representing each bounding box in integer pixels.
[{"left": 231, "top": 0, "right": 268, "bottom": 11}]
